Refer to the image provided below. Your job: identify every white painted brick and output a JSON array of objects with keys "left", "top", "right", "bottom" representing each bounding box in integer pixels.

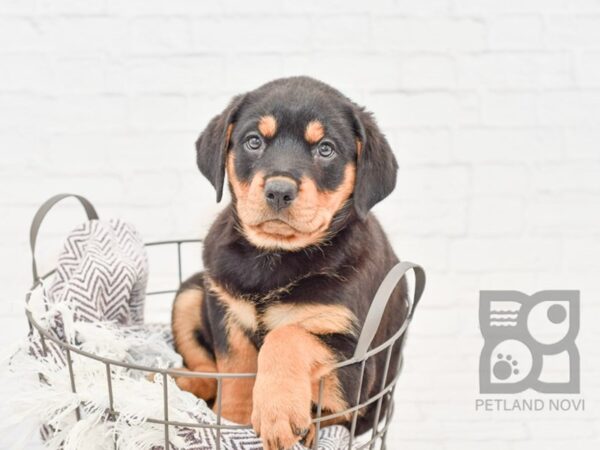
[
  {"left": 564, "top": 128, "right": 600, "bottom": 160},
  {"left": 478, "top": 272, "right": 539, "bottom": 292},
  {"left": 532, "top": 162, "right": 600, "bottom": 193},
  {"left": 105, "top": 0, "right": 225, "bottom": 15},
  {"left": 396, "top": 166, "right": 470, "bottom": 201},
  {"left": 101, "top": 132, "right": 196, "bottom": 171},
  {"left": 401, "top": 54, "right": 456, "bottom": 89},
  {"left": 430, "top": 273, "right": 481, "bottom": 307},
  {"left": 545, "top": 15, "right": 600, "bottom": 49},
  {"left": 441, "top": 420, "right": 529, "bottom": 441},
  {"left": 444, "top": 439, "right": 517, "bottom": 450},
  {"left": 110, "top": 204, "right": 178, "bottom": 240},
  {"left": 513, "top": 440, "right": 600, "bottom": 450},
  {"left": 453, "top": 128, "right": 563, "bottom": 163},
  {"left": 482, "top": 92, "right": 538, "bottom": 126},
  {"left": 1, "top": 172, "right": 127, "bottom": 206},
  {"left": 126, "top": 56, "right": 226, "bottom": 93},
  {"left": 311, "top": 15, "right": 370, "bottom": 51},
  {"left": 36, "top": 0, "right": 106, "bottom": 15},
  {"left": 225, "top": 54, "right": 283, "bottom": 91},
  {"left": 129, "top": 94, "right": 188, "bottom": 131},
  {"left": 576, "top": 51, "right": 600, "bottom": 87},
  {"left": 449, "top": 238, "right": 558, "bottom": 272},
  {"left": 564, "top": 238, "right": 600, "bottom": 271},
  {"left": 41, "top": 17, "right": 128, "bottom": 57},
  {"left": 539, "top": 90, "right": 600, "bottom": 125},
  {"left": 0, "top": 0, "right": 35, "bottom": 14},
  {"left": 282, "top": 54, "right": 402, "bottom": 91},
  {"left": 394, "top": 128, "right": 452, "bottom": 164},
  {"left": 488, "top": 15, "right": 544, "bottom": 50},
  {"left": 223, "top": 0, "right": 282, "bottom": 14},
  {"left": 0, "top": 18, "right": 42, "bottom": 52},
  {"left": 526, "top": 193, "right": 600, "bottom": 236},
  {"left": 0, "top": 134, "right": 41, "bottom": 168},
  {"left": 47, "top": 95, "right": 129, "bottom": 132},
  {"left": 281, "top": 0, "right": 370, "bottom": 14},
  {"left": 457, "top": 92, "right": 482, "bottom": 125},
  {"left": 0, "top": 94, "right": 53, "bottom": 133},
  {"left": 185, "top": 93, "right": 240, "bottom": 131},
  {"left": 0, "top": 206, "right": 35, "bottom": 237},
  {"left": 43, "top": 133, "right": 111, "bottom": 172},
  {"left": 409, "top": 307, "right": 461, "bottom": 337},
  {"left": 380, "top": 197, "right": 469, "bottom": 237},
  {"left": 468, "top": 197, "right": 524, "bottom": 235},
  {"left": 191, "top": 17, "right": 312, "bottom": 53},
  {"left": 123, "top": 170, "right": 181, "bottom": 205},
  {"left": 371, "top": 0, "right": 450, "bottom": 15},
  {"left": 369, "top": 92, "right": 478, "bottom": 128},
  {"left": 50, "top": 57, "right": 119, "bottom": 95},
  {"left": 471, "top": 164, "right": 531, "bottom": 196},
  {"left": 457, "top": 52, "right": 573, "bottom": 89},
  {"left": 130, "top": 18, "right": 193, "bottom": 55},
  {"left": 389, "top": 236, "right": 449, "bottom": 272},
  {"left": 454, "top": 0, "right": 600, "bottom": 15},
  {"left": 372, "top": 18, "right": 486, "bottom": 52},
  {"left": 0, "top": 55, "right": 53, "bottom": 93}
]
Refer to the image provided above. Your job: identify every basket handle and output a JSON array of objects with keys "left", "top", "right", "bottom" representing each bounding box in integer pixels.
[
  {"left": 30, "top": 193, "right": 99, "bottom": 282},
  {"left": 352, "top": 261, "right": 426, "bottom": 361}
]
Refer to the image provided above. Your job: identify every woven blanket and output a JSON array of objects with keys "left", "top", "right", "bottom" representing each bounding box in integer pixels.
[{"left": 18, "top": 217, "right": 358, "bottom": 450}]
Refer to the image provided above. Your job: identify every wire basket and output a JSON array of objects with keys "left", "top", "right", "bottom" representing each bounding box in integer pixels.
[{"left": 24, "top": 194, "right": 425, "bottom": 450}]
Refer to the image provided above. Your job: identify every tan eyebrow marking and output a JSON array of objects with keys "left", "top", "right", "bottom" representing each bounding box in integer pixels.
[
  {"left": 305, "top": 120, "right": 325, "bottom": 144},
  {"left": 356, "top": 138, "right": 363, "bottom": 156},
  {"left": 258, "top": 115, "right": 277, "bottom": 138}
]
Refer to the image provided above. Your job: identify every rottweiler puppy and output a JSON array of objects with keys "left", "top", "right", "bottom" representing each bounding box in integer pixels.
[{"left": 171, "top": 76, "right": 407, "bottom": 450}]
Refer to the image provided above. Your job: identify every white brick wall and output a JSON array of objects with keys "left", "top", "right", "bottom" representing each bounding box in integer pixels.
[{"left": 1, "top": 0, "right": 599, "bottom": 448}]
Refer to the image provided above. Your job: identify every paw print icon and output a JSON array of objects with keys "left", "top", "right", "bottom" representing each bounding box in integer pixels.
[{"left": 479, "top": 290, "right": 580, "bottom": 394}]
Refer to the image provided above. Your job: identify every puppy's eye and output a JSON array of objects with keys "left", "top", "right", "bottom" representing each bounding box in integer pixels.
[
  {"left": 317, "top": 142, "right": 335, "bottom": 159},
  {"left": 245, "top": 135, "right": 263, "bottom": 151}
]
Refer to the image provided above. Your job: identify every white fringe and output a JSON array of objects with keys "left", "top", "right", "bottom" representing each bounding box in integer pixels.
[
  {"left": 2, "top": 294, "right": 354, "bottom": 450},
  {"left": 0, "top": 304, "right": 208, "bottom": 450}
]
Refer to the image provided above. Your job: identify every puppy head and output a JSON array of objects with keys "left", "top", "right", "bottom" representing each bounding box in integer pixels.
[{"left": 196, "top": 77, "right": 397, "bottom": 251}]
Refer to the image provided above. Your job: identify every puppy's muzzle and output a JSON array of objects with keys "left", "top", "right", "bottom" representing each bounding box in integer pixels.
[{"left": 264, "top": 177, "right": 298, "bottom": 212}]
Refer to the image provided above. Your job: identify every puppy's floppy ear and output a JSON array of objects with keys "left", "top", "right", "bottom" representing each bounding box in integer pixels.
[
  {"left": 196, "top": 94, "right": 246, "bottom": 202},
  {"left": 352, "top": 107, "right": 398, "bottom": 220}
]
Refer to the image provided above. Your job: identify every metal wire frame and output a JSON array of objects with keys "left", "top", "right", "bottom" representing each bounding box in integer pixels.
[{"left": 25, "top": 239, "right": 417, "bottom": 450}]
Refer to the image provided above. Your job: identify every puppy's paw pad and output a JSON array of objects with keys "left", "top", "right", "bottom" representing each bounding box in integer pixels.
[{"left": 252, "top": 400, "right": 311, "bottom": 450}]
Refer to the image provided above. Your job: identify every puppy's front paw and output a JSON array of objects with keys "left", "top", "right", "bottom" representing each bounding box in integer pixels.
[{"left": 251, "top": 374, "right": 312, "bottom": 450}]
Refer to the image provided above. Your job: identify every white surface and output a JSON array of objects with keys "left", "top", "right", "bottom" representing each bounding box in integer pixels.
[{"left": 1, "top": 0, "right": 600, "bottom": 448}]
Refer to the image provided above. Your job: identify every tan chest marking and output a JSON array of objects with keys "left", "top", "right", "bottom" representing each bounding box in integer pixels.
[
  {"left": 262, "top": 303, "right": 357, "bottom": 335},
  {"left": 207, "top": 277, "right": 356, "bottom": 336},
  {"left": 206, "top": 277, "right": 258, "bottom": 332}
]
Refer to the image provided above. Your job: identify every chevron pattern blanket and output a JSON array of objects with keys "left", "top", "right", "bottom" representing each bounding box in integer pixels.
[{"left": 48, "top": 218, "right": 147, "bottom": 325}]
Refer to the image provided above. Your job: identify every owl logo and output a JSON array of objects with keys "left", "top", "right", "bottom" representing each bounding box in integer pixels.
[{"left": 479, "top": 290, "right": 580, "bottom": 394}]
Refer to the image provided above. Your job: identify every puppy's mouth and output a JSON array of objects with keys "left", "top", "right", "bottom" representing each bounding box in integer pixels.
[
  {"left": 247, "top": 214, "right": 325, "bottom": 238},
  {"left": 256, "top": 219, "right": 298, "bottom": 237},
  {"left": 243, "top": 215, "right": 329, "bottom": 251}
]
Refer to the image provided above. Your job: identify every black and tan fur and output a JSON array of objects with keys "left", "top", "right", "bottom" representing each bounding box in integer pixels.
[{"left": 172, "top": 77, "right": 406, "bottom": 450}]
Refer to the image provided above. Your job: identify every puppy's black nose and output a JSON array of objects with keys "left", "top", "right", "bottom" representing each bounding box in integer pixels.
[{"left": 264, "top": 178, "right": 298, "bottom": 211}]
